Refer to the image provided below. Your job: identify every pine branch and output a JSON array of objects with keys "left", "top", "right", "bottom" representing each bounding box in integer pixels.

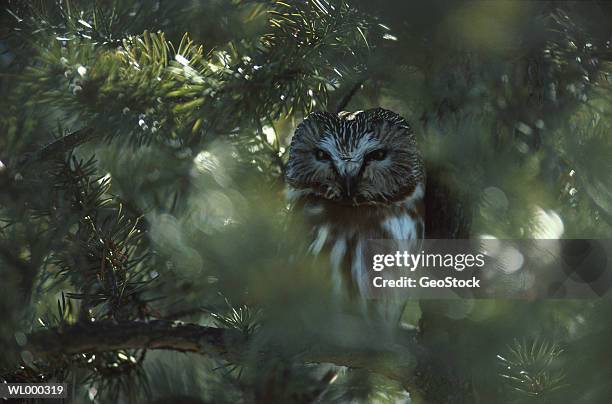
[
  {"left": 16, "top": 127, "right": 99, "bottom": 169},
  {"left": 24, "top": 320, "right": 419, "bottom": 393}
]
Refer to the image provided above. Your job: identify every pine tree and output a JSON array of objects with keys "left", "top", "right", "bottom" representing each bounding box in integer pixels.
[{"left": 1, "top": 1, "right": 611, "bottom": 403}]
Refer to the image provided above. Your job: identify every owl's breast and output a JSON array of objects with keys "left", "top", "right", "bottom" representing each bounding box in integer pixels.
[{"left": 303, "top": 196, "right": 424, "bottom": 296}]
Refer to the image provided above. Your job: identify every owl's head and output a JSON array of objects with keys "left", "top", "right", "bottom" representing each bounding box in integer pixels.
[{"left": 286, "top": 108, "right": 424, "bottom": 206}]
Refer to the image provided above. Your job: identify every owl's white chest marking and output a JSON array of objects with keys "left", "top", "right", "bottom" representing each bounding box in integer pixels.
[
  {"left": 310, "top": 225, "right": 330, "bottom": 255},
  {"left": 382, "top": 215, "right": 417, "bottom": 241}
]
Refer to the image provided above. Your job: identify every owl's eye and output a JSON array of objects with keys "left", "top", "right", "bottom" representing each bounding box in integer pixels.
[
  {"left": 314, "top": 149, "right": 332, "bottom": 161},
  {"left": 365, "top": 149, "right": 387, "bottom": 161}
]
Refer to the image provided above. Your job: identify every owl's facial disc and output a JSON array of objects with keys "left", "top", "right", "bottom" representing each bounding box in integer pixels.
[
  {"left": 286, "top": 109, "right": 425, "bottom": 206},
  {"left": 321, "top": 141, "right": 391, "bottom": 202},
  {"left": 315, "top": 142, "right": 389, "bottom": 200}
]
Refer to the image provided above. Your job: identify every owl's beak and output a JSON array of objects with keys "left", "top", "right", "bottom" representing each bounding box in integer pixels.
[
  {"left": 343, "top": 175, "right": 358, "bottom": 198},
  {"left": 337, "top": 158, "right": 362, "bottom": 198},
  {"left": 341, "top": 171, "right": 361, "bottom": 198}
]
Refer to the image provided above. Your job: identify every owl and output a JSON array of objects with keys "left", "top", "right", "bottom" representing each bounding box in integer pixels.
[{"left": 285, "top": 108, "right": 425, "bottom": 306}]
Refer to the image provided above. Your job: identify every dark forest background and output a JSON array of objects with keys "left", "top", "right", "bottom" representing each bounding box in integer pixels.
[{"left": 1, "top": 1, "right": 612, "bottom": 403}]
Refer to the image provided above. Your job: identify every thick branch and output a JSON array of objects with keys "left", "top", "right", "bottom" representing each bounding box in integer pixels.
[
  {"left": 24, "top": 320, "right": 418, "bottom": 391},
  {"left": 26, "top": 320, "right": 238, "bottom": 358},
  {"left": 334, "top": 80, "right": 364, "bottom": 113}
]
